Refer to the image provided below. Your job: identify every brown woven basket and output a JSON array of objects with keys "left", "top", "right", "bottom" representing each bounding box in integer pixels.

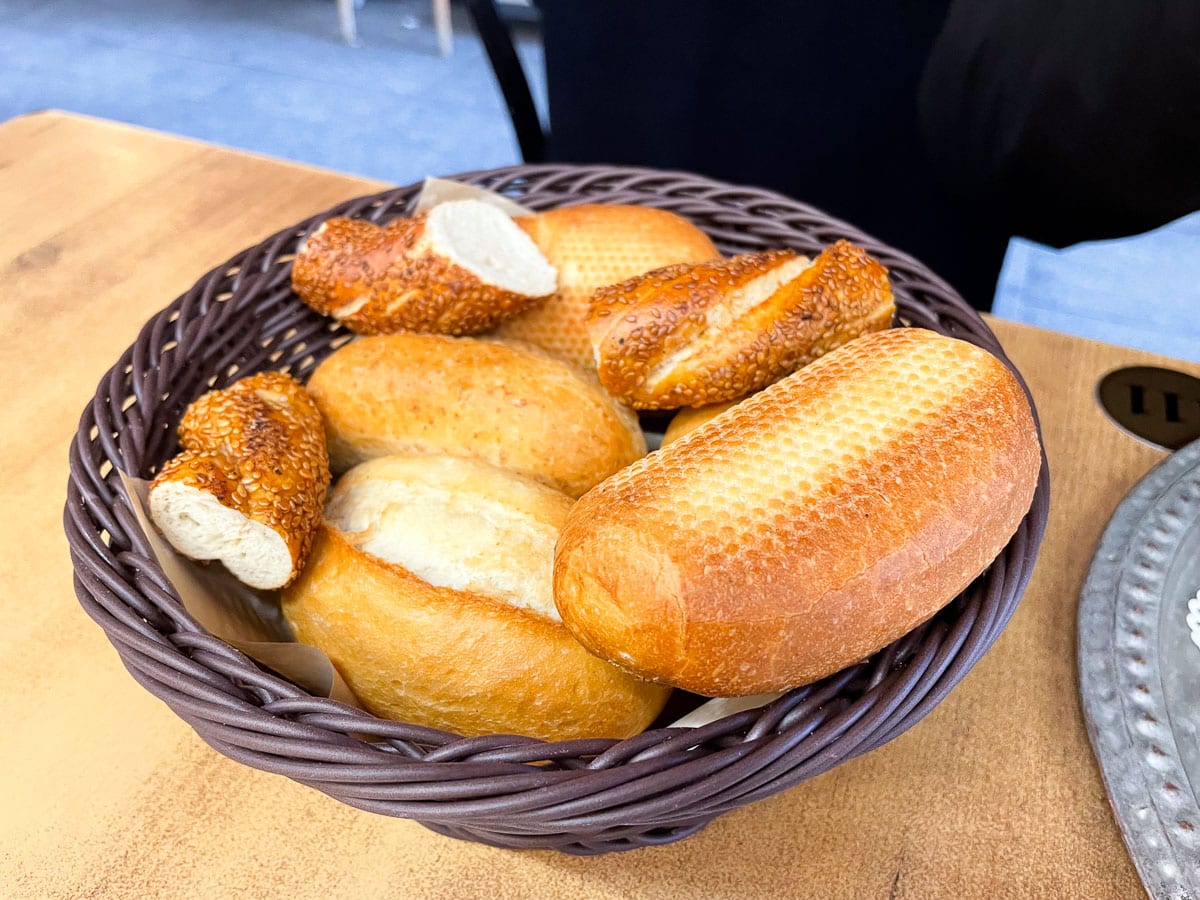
[{"left": 65, "top": 164, "right": 1050, "bottom": 855}]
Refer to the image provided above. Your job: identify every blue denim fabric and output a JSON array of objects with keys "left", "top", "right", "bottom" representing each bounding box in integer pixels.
[{"left": 993, "top": 211, "right": 1200, "bottom": 363}]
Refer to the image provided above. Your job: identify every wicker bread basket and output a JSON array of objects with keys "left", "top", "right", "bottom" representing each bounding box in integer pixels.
[{"left": 65, "top": 164, "right": 1050, "bottom": 855}]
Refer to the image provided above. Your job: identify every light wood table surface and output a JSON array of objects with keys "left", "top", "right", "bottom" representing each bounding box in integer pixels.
[{"left": 2, "top": 110, "right": 1192, "bottom": 899}]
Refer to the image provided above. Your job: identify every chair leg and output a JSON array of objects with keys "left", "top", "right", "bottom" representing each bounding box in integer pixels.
[
  {"left": 433, "top": 0, "right": 453, "bottom": 56},
  {"left": 465, "top": 0, "right": 546, "bottom": 162},
  {"left": 337, "top": 0, "right": 360, "bottom": 46}
]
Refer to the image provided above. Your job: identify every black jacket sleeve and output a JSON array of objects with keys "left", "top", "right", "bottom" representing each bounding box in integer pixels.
[{"left": 919, "top": 0, "right": 1200, "bottom": 246}]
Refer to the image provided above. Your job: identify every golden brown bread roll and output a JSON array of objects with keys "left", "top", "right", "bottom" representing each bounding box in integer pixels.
[
  {"left": 291, "top": 199, "right": 557, "bottom": 335},
  {"left": 661, "top": 400, "right": 740, "bottom": 445},
  {"left": 305, "top": 333, "right": 646, "bottom": 497},
  {"left": 494, "top": 204, "right": 720, "bottom": 369},
  {"left": 281, "top": 455, "right": 670, "bottom": 740},
  {"left": 589, "top": 240, "right": 895, "bottom": 409},
  {"left": 554, "top": 328, "right": 1041, "bottom": 696},
  {"left": 148, "top": 372, "right": 331, "bottom": 590}
]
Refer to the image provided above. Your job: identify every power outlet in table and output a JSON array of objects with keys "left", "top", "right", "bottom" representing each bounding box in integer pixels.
[{"left": 1097, "top": 366, "right": 1200, "bottom": 451}]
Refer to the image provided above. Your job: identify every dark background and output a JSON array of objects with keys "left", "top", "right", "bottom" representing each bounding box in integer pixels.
[{"left": 538, "top": 1, "right": 1200, "bottom": 311}]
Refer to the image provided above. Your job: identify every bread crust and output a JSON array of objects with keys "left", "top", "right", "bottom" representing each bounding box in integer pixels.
[
  {"left": 282, "top": 522, "right": 670, "bottom": 740},
  {"left": 148, "top": 372, "right": 330, "bottom": 589},
  {"left": 495, "top": 204, "right": 719, "bottom": 369},
  {"left": 589, "top": 240, "right": 895, "bottom": 409},
  {"left": 305, "top": 333, "right": 646, "bottom": 497},
  {"left": 554, "top": 328, "right": 1041, "bottom": 696},
  {"left": 590, "top": 250, "right": 798, "bottom": 401},
  {"left": 661, "top": 400, "right": 740, "bottom": 445},
  {"left": 291, "top": 212, "right": 552, "bottom": 335}
]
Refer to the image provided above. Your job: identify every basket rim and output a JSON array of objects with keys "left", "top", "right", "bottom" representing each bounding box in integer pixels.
[{"left": 64, "top": 162, "right": 1050, "bottom": 853}]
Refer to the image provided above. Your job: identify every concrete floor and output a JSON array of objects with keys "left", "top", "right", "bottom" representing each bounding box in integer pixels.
[{"left": 0, "top": 0, "right": 545, "bottom": 184}]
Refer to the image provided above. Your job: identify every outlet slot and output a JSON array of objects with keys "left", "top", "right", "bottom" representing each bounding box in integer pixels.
[{"left": 1097, "top": 366, "right": 1200, "bottom": 451}]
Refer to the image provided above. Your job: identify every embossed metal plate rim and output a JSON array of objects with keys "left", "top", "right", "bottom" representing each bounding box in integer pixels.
[{"left": 1079, "top": 438, "right": 1200, "bottom": 900}]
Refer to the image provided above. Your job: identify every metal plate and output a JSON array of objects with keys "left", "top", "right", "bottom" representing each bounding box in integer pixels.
[{"left": 1080, "top": 439, "right": 1200, "bottom": 899}]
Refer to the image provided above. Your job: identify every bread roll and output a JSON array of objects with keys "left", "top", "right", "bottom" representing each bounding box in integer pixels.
[
  {"left": 494, "top": 204, "right": 720, "bottom": 369},
  {"left": 281, "top": 455, "right": 670, "bottom": 740},
  {"left": 305, "top": 333, "right": 646, "bottom": 497},
  {"left": 291, "top": 199, "right": 557, "bottom": 335},
  {"left": 554, "top": 328, "right": 1041, "bottom": 696},
  {"left": 589, "top": 240, "right": 895, "bottom": 409},
  {"left": 148, "top": 372, "right": 330, "bottom": 590},
  {"left": 662, "top": 400, "right": 740, "bottom": 445}
]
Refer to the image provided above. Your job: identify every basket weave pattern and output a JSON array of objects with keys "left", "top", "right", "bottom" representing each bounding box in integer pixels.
[{"left": 65, "top": 165, "right": 1050, "bottom": 854}]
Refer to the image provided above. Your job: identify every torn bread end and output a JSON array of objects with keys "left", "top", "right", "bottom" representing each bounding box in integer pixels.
[
  {"left": 149, "top": 480, "right": 293, "bottom": 591},
  {"left": 425, "top": 199, "right": 557, "bottom": 297}
]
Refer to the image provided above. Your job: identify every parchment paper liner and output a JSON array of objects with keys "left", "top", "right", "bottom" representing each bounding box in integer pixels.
[{"left": 118, "top": 471, "right": 358, "bottom": 706}]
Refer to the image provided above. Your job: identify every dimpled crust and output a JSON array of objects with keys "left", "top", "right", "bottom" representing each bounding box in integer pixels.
[
  {"left": 589, "top": 240, "right": 896, "bottom": 409},
  {"left": 494, "top": 205, "right": 720, "bottom": 369},
  {"left": 553, "top": 328, "right": 1042, "bottom": 696},
  {"left": 149, "top": 372, "right": 331, "bottom": 589},
  {"left": 281, "top": 525, "right": 671, "bottom": 741},
  {"left": 305, "top": 333, "right": 647, "bottom": 497},
  {"left": 290, "top": 210, "right": 553, "bottom": 335}
]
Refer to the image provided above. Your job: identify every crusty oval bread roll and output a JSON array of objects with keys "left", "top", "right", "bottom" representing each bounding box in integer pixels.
[
  {"left": 589, "top": 240, "right": 895, "bottom": 409},
  {"left": 493, "top": 204, "right": 720, "bottom": 370},
  {"left": 148, "top": 372, "right": 331, "bottom": 590},
  {"left": 661, "top": 400, "right": 740, "bottom": 445},
  {"left": 554, "top": 328, "right": 1041, "bottom": 696},
  {"left": 281, "top": 455, "right": 670, "bottom": 740},
  {"left": 305, "top": 333, "right": 646, "bottom": 497},
  {"left": 291, "top": 199, "right": 557, "bottom": 335}
]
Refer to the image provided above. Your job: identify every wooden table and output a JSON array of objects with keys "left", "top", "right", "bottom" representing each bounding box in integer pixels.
[{"left": 2, "top": 110, "right": 1190, "bottom": 899}]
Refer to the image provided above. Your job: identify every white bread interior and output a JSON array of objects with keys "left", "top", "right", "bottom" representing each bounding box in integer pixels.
[
  {"left": 148, "top": 481, "right": 292, "bottom": 591},
  {"left": 324, "top": 455, "right": 565, "bottom": 620},
  {"left": 425, "top": 199, "right": 556, "bottom": 296}
]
